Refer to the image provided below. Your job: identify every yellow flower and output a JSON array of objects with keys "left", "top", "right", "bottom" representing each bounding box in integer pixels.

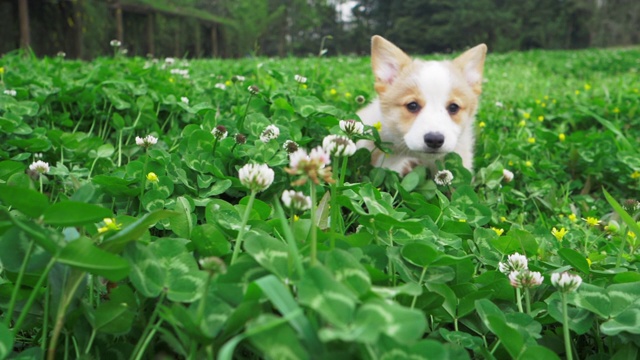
[
  {"left": 146, "top": 172, "right": 159, "bottom": 183},
  {"left": 225, "top": 80, "right": 232, "bottom": 86},
  {"left": 527, "top": 137, "right": 536, "bottom": 144},
  {"left": 568, "top": 214, "right": 577, "bottom": 222},
  {"left": 628, "top": 231, "right": 637, "bottom": 239},
  {"left": 552, "top": 99, "right": 557, "bottom": 104},
  {"left": 575, "top": 90, "right": 580, "bottom": 95},
  {"left": 583, "top": 216, "right": 601, "bottom": 227},
  {"left": 491, "top": 227, "right": 504, "bottom": 236},
  {"left": 538, "top": 116, "right": 544, "bottom": 122},
  {"left": 0, "top": 67, "right": 4, "bottom": 75},
  {"left": 544, "top": 95, "right": 549, "bottom": 100},
  {"left": 508, "top": 160, "right": 514, "bottom": 166},
  {"left": 525, "top": 160, "right": 533, "bottom": 167},
  {"left": 523, "top": 112, "right": 531, "bottom": 120},
  {"left": 541, "top": 103, "right": 547, "bottom": 108},
  {"left": 500, "top": 216, "right": 507, "bottom": 222},
  {"left": 302, "top": 84, "right": 308, "bottom": 89},
  {"left": 458, "top": 219, "right": 467, "bottom": 223},
  {"left": 584, "top": 83, "right": 591, "bottom": 91},
  {"left": 373, "top": 121, "right": 382, "bottom": 131},
  {"left": 345, "top": 92, "right": 352, "bottom": 98},
  {"left": 551, "top": 227, "right": 568, "bottom": 241},
  {"left": 478, "top": 121, "right": 486, "bottom": 128},
  {"left": 169, "top": 77, "right": 175, "bottom": 83},
  {"left": 632, "top": 171, "right": 640, "bottom": 179},
  {"left": 98, "top": 218, "right": 122, "bottom": 234},
  {"left": 330, "top": 88, "right": 337, "bottom": 95},
  {"left": 535, "top": 99, "right": 541, "bottom": 104},
  {"left": 293, "top": 214, "right": 300, "bottom": 222},
  {"left": 586, "top": 258, "right": 592, "bottom": 267},
  {"left": 518, "top": 120, "right": 526, "bottom": 127},
  {"left": 613, "top": 107, "right": 620, "bottom": 114},
  {"left": 559, "top": 133, "right": 566, "bottom": 142}
]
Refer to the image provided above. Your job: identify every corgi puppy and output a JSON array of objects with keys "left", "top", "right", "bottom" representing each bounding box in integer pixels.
[{"left": 357, "top": 36, "right": 487, "bottom": 175}]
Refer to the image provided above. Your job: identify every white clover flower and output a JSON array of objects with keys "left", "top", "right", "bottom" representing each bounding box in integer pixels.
[
  {"left": 551, "top": 272, "right": 582, "bottom": 293},
  {"left": 3, "top": 89, "right": 17, "bottom": 97},
  {"left": 339, "top": 119, "right": 364, "bottom": 136},
  {"left": 434, "top": 170, "right": 454, "bottom": 186},
  {"left": 165, "top": 57, "right": 175, "bottom": 65},
  {"left": 248, "top": 85, "right": 260, "bottom": 95},
  {"left": 509, "top": 270, "right": 544, "bottom": 288},
  {"left": 233, "top": 75, "right": 246, "bottom": 83},
  {"left": 294, "top": 74, "right": 307, "bottom": 84},
  {"left": 495, "top": 101, "right": 504, "bottom": 108},
  {"left": 29, "top": 160, "right": 50, "bottom": 174},
  {"left": 238, "top": 163, "right": 274, "bottom": 192},
  {"left": 281, "top": 190, "right": 312, "bottom": 211},
  {"left": 181, "top": 96, "right": 189, "bottom": 105},
  {"left": 285, "top": 147, "right": 333, "bottom": 185},
  {"left": 498, "top": 252, "right": 529, "bottom": 275},
  {"left": 110, "top": 39, "right": 121, "bottom": 47},
  {"left": 214, "top": 83, "right": 227, "bottom": 90},
  {"left": 260, "top": 124, "right": 280, "bottom": 143},
  {"left": 56, "top": 51, "right": 66, "bottom": 58},
  {"left": 283, "top": 140, "right": 299, "bottom": 153},
  {"left": 503, "top": 169, "right": 514, "bottom": 183},
  {"left": 170, "top": 68, "right": 189, "bottom": 78},
  {"left": 212, "top": 125, "right": 228, "bottom": 140},
  {"left": 135, "top": 135, "right": 158, "bottom": 148},
  {"left": 322, "top": 134, "right": 356, "bottom": 157}
]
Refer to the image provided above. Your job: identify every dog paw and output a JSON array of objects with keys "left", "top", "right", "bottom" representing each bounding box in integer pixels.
[{"left": 400, "top": 159, "right": 420, "bottom": 176}]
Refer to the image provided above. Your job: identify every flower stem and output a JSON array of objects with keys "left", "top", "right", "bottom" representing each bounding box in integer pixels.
[
  {"left": 515, "top": 287, "right": 524, "bottom": 313},
  {"left": 231, "top": 190, "right": 257, "bottom": 265},
  {"left": 310, "top": 182, "right": 318, "bottom": 266},
  {"left": 561, "top": 293, "right": 574, "bottom": 360},
  {"left": 238, "top": 94, "right": 254, "bottom": 133},
  {"left": 131, "top": 293, "right": 165, "bottom": 360},
  {"left": 13, "top": 256, "right": 56, "bottom": 332},
  {"left": 525, "top": 287, "right": 532, "bottom": 314}
]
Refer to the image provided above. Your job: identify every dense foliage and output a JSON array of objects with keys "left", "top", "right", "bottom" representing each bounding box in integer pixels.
[
  {"left": 2, "top": 0, "right": 639, "bottom": 58},
  {"left": 0, "top": 45, "right": 639, "bottom": 359}
]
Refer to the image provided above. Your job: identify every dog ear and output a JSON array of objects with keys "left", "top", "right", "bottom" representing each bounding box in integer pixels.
[
  {"left": 453, "top": 44, "right": 487, "bottom": 94},
  {"left": 371, "top": 36, "right": 412, "bottom": 92}
]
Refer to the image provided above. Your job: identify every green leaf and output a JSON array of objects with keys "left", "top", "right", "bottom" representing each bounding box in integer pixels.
[
  {"left": 519, "top": 345, "right": 561, "bottom": 360},
  {"left": 42, "top": 201, "right": 112, "bottom": 227},
  {"left": 0, "top": 184, "right": 50, "bottom": 218},
  {"left": 244, "top": 232, "right": 289, "bottom": 279},
  {"left": 247, "top": 315, "right": 310, "bottom": 360},
  {"left": 96, "top": 143, "right": 115, "bottom": 158},
  {"left": 298, "top": 266, "right": 357, "bottom": 327},
  {"left": 0, "top": 322, "right": 13, "bottom": 359},
  {"left": 401, "top": 241, "right": 440, "bottom": 267},
  {"left": 254, "top": 275, "right": 323, "bottom": 354},
  {"left": 603, "top": 188, "right": 640, "bottom": 244},
  {"left": 324, "top": 249, "right": 371, "bottom": 296},
  {"left": 170, "top": 196, "right": 194, "bottom": 238},
  {"left": 190, "top": 224, "right": 231, "bottom": 257},
  {"left": 573, "top": 283, "right": 610, "bottom": 318},
  {"left": 58, "top": 237, "right": 130, "bottom": 281},
  {"left": 101, "top": 210, "right": 177, "bottom": 253},
  {"left": 601, "top": 307, "right": 640, "bottom": 336},
  {"left": 558, "top": 248, "right": 590, "bottom": 275},
  {"left": 94, "top": 285, "right": 137, "bottom": 334},
  {"left": 547, "top": 299, "right": 594, "bottom": 335},
  {"left": 351, "top": 299, "right": 427, "bottom": 345}
]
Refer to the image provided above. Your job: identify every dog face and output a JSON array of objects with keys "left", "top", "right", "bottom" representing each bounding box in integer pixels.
[{"left": 371, "top": 36, "right": 487, "bottom": 157}]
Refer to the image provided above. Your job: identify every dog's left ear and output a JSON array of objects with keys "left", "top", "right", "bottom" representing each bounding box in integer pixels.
[{"left": 453, "top": 44, "right": 487, "bottom": 94}]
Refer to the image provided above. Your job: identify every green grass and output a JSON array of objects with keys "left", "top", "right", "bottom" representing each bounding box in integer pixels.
[{"left": 0, "top": 46, "right": 639, "bottom": 359}]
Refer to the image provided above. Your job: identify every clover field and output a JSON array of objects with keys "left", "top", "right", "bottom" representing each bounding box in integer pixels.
[{"left": 0, "top": 46, "right": 639, "bottom": 360}]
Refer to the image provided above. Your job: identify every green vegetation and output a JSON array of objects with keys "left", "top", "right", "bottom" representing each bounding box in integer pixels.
[{"left": 0, "top": 45, "right": 639, "bottom": 359}]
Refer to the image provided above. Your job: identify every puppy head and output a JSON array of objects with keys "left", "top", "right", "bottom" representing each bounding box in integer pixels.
[{"left": 371, "top": 36, "right": 487, "bottom": 155}]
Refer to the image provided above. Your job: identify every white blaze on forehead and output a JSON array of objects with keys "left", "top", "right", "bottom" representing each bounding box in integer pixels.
[{"left": 416, "top": 61, "right": 452, "bottom": 106}]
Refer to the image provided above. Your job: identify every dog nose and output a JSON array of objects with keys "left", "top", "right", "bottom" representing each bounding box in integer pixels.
[{"left": 424, "top": 132, "right": 445, "bottom": 149}]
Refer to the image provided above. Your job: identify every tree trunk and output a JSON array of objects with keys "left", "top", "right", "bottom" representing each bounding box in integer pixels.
[{"left": 18, "top": 0, "right": 30, "bottom": 50}]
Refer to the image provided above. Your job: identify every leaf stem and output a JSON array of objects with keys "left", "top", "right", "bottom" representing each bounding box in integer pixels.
[
  {"left": 130, "top": 292, "right": 165, "bottom": 360},
  {"left": 309, "top": 182, "right": 318, "bottom": 266},
  {"left": 410, "top": 266, "right": 428, "bottom": 309},
  {"left": 13, "top": 255, "right": 57, "bottom": 332},
  {"left": 5, "top": 240, "right": 35, "bottom": 327}
]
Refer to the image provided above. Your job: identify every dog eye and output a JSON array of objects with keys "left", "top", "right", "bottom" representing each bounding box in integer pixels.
[
  {"left": 406, "top": 102, "right": 421, "bottom": 113},
  {"left": 447, "top": 103, "right": 460, "bottom": 115}
]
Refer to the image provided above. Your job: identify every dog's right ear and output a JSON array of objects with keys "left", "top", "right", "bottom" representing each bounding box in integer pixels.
[{"left": 371, "top": 35, "right": 412, "bottom": 93}]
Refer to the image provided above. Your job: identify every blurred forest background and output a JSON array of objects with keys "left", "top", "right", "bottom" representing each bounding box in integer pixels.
[{"left": 1, "top": 0, "right": 639, "bottom": 59}]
